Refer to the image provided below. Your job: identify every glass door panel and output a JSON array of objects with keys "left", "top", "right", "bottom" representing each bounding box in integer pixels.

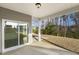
[
  {"left": 4, "top": 21, "right": 18, "bottom": 48},
  {"left": 19, "top": 24, "right": 28, "bottom": 44}
]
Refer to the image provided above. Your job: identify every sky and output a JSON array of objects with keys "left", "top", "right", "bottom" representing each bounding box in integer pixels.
[{"left": 32, "top": 19, "right": 39, "bottom": 27}]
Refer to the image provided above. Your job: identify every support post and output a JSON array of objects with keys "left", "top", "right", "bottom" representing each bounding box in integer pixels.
[{"left": 38, "top": 19, "right": 41, "bottom": 41}]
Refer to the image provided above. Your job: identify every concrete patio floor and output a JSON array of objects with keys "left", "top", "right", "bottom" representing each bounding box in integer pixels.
[{"left": 3, "top": 39, "right": 77, "bottom": 55}]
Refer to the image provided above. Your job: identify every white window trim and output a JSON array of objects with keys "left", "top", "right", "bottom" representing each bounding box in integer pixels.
[{"left": 2, "top": 19, "right": 31, "bottom": 53}]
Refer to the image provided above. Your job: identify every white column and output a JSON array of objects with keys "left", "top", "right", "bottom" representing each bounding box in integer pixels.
[
  {"left": 28, "top": 23, "right": 32, "bottom": 44},
  {"left": 38, "top": 19, "right": 41, "bottom": 41}
]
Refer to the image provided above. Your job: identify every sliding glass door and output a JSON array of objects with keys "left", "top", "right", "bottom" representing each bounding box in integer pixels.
[
  {"left": 3, "top": 20, "right": 28, "bottom": 49},
  {"left": 19, "top": 24, "right": 28, "bottom": 44},
  {"left": 4, "top": 21, "right": 18, "bottom": 48}
]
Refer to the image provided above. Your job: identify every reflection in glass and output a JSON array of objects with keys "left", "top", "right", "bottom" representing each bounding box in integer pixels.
[
  {"left": 19, "top": 24, "right": 28, "bottom": 44},
  {"left": 4, "top": 21, "right": 18, "bottom": 48}
]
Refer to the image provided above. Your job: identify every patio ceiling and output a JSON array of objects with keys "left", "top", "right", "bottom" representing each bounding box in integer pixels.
[{"left": 0, "top": 3, "right": 79, "bottom": 18}]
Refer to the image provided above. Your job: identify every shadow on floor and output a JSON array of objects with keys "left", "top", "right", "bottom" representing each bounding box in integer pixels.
[
  {"left": 3, "top": 45, "right": 77, "bottom": 55},
  {"left": 28, "top": 45, "right": 77, "bottom": 55}
]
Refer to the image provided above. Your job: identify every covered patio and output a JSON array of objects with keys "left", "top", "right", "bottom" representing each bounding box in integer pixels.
[{"left": 0, "top": 3, "right": 79, "bottom": 55}]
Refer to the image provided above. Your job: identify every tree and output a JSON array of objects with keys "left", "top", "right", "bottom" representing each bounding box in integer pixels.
[{"left": 41, "top": 23, "right": 58, "bottom": 36}]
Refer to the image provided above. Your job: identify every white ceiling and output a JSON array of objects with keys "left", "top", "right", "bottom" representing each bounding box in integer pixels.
[{"left": 0, "top": 3, "right": 79, "bottom": 18}]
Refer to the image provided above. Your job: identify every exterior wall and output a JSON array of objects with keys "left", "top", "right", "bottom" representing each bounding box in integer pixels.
[
  {"left": 0, "top": 7, "right": 32, "bottom": 53},
  {"left": 0, "top": 17, "right": 2, "bottom": 54}
]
